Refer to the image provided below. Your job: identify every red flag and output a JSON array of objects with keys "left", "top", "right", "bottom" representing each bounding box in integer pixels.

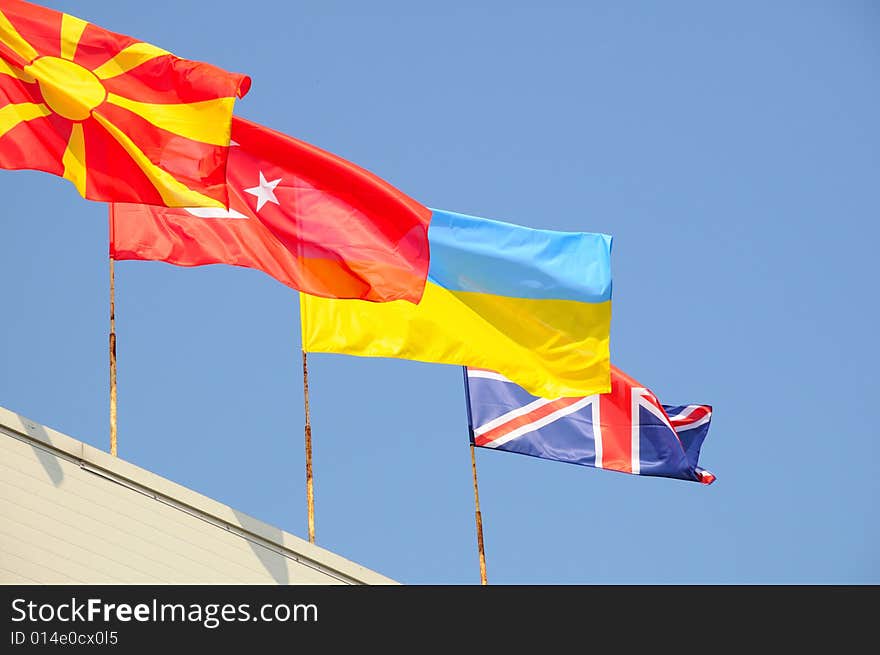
[
  {"left": 0, "top": 0, "right": 250, "bottom": 207},
  {"left": 111, "top": 117, "right": 432, "bottom": 303}
]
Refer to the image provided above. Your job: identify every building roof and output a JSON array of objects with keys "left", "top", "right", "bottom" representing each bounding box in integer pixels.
[{"left": 0, "top": 405, "right": 397, "bottom": 585}]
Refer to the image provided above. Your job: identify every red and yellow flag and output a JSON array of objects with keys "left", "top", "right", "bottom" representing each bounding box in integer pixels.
[{"left": 0, "top": 0, "right": 250, "bottom": 207}]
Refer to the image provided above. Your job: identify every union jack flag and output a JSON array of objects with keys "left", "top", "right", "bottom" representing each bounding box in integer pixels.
[{"left": 464, "top": 366, "right": 715, "bottom": 484}]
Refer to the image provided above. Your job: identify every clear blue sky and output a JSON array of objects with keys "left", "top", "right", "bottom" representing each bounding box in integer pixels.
[{"left": 2, "top": 0, "right": 877, "bottom": 584}]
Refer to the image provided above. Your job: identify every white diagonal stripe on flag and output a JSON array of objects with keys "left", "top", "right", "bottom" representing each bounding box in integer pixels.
[
  {"left": 666, "top": 405, "right": 703, "bottom": 422},
  {"left": 640, "top": 395, "right": 677, "bottom": 433},
  {"left": 667, "top": 405, "right": 712, "bottom": 432},
  {"left": 467, "top": 369, "right": 513, "bottom": 383},
  {"left": 473, "top": 397, "right": 557, "bottom": 437},
  {"left": 480, "top": 396, "right": 593, "bottom": 449},
  {"left": 672, "top": 413, "right": 712, "bottom": 432}
]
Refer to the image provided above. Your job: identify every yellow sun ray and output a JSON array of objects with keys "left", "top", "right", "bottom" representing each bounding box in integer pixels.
[
  {"left": 0, "top": 10, "right": 38, "bottom": 63},
  {"left": 0, "top": 102, "right": 51, "bottom": 139},
  {"left": 92, "top": 41, "right": 170, "bottom": 80},
  {"left": 62, "top": 123, "right": 86, "bottom": 195},
  {"left": 60, "top": 13, "right": 88, "bottom": 61},
  {"left": 105, "top": 93, "right": 234, "bottom": 146},
  {"left": 0, "top": 56, "right": 34, "bottom": 83},
  {"left": 91, "top": 111, "right": 224, "bottom": 208}
]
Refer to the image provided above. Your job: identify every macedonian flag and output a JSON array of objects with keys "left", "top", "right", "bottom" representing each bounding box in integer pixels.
[{"left": 0, "top": 0, "right": 251, "bottom": 208}]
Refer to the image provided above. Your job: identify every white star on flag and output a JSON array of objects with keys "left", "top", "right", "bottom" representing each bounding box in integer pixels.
[{"left": 244, "top": 171, "right": 282, "bottom": 211}]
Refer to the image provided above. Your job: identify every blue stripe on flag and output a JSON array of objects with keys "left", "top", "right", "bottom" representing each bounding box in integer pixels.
[{"left": 427, "top": 208, "right": 612, "bottom": 302}]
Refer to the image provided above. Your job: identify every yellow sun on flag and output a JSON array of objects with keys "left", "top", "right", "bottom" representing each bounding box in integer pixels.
[{"left": 0, "top": 1, "right": 250, "bottom": 207}]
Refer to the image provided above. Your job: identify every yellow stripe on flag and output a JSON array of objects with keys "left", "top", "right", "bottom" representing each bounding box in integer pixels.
[
  {"left": 106, "top": 93, "right": 235, "bottom": 146},
  {"left": 92, "top": 112, "right": 223, "bottom": 208},
  {"left": 60, "top": 14, "right": 88, "bottom": 61},
  {"left": 0, "top": 10, "right": 38, "bottom": 63},
  {"left": 92, "top": 41, "right": 170, "bottom": 80},
  {"left": 301, "top": 281, "right": 612, "bottom": 398},
  {"left": 0, "top": 57, "right": 34, "bottom": 83},
  {"left": 62, "top": 122, "right": 86, "bottom": 195},
  {"left": 0, "top": 102, "right": 51, "bottom": 139}
]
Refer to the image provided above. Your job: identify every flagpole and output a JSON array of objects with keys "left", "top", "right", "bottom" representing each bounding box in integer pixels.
[
  {"left": 302, "top": 350, "right": 315, "bottom": 543},
  {"left": 470, "top": 443, "right": 488, "bottom": 585},
  {"left": 109, "top": 255, "right": 118, "bottom": 456}
]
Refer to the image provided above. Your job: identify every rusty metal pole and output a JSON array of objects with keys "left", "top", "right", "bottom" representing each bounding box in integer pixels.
[
  {"left": 109, "top": 256, "right": 118, "bottom": 457},
  {"left": 302, "top": 350, "right": 315, "bottom": 543},
  {"left": 470, "top": 443, "right": 488, "bottom": 585}
]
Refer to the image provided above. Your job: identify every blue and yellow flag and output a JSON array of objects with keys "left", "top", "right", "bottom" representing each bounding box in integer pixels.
[{"left": 300, "top": 208, "right": 612, "bottom": 398}]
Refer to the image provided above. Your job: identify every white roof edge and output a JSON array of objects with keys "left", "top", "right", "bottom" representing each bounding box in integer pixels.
[{"left": 0, "top": 405, "right": 398, "bottom": 585}]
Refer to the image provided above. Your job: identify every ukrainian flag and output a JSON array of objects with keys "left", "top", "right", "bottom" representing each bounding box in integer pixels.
[{"left": 300, "top": 209, "right": 612, "bottom": 398}]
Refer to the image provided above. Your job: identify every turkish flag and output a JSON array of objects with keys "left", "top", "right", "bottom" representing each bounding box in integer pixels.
[{"left": 111, "top": 116, "right": 432, "bottom": 303}]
